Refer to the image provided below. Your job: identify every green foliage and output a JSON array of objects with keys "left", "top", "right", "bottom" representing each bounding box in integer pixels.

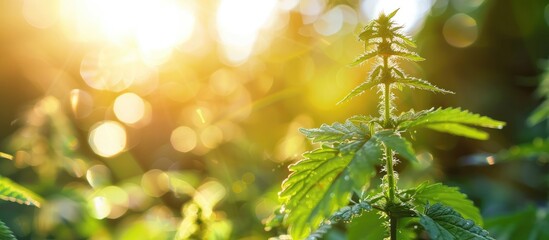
[
  {"left": 528, "top": 64, "right": 549, "bottom": 126},
  {"left": 0, "top": 219, "right": 16, "bottom": 240},
  {"left": 398, "top": 108, "right": 505, "bottom": 140},
  {"left": 496, "top": 138, "right": 549, "bottom": 162},
  {"left": 0, "top": 175, "right": 41, "bottom": 207},
  {"left": 299, "top": 120, "right": 368, "bottom": 143},
  {"left": 406, "top": 182, "right": 482, "bottom": 225},
  {"left": 279, "top": 139, "right": 383, "bottom": 238},
  {"left": 307, "top": 201, "right": 371, "bottom": 240},
  {"left": 373, "top": 130, "right": 418, "bottom": 163},
  {"left": 394, "top": 77, "right": 454, "bottom": 94},
  {"left": 419, "top": 203, "right": 493, "bottom": 240},
  {"left": 274, "top": 9, "right": 503, "bottom": 240},
  {"left": 485, "top": 206, "right": 549, "bottom": 240}
]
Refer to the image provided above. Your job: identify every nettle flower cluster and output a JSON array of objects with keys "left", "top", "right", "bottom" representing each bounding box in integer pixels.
[{"left": 269, "top": 10, "right": 504, "bottom": 240}]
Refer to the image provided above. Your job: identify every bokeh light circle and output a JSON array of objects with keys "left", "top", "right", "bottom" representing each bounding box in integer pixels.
[
  {"left": 88, "top": 121, "right": 127, "bottom": 158},
  {"left": 114, "top": 93, "right": 146, "bottom": 125},
  {"left": 170, "top": 126, "right": 197, "bottom": 153},
  {"left": 443, "top": 13, "right": 478, "bottom": 48}
]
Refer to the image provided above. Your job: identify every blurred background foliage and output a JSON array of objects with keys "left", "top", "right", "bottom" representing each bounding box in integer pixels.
[{"left": 0, "top": 0, "right": 547, "bottom": 239}]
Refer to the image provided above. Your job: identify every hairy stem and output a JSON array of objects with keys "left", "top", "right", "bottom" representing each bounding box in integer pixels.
[
  {"left": 385, "top": 148, "right": 395, "bottom": 202},
  {"left": 382, "top": 51, "right": 398, "bottom": 238}
]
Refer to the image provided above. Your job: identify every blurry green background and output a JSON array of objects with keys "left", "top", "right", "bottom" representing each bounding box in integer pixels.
[{"left": 0, "top": 0, "right": 548, "bottom": 239}]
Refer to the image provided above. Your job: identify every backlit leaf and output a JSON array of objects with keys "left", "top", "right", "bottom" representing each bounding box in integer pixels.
[
  {"left": 300, "top": 120, "right": 368, "bottom": 144},
  {"left": 399, "top": 108, "right": 505, "bottom": 139},
  {"left": 279, "top": 139, "right": 383, "bottom": 239},
  {"left": 0, "top": 175, "right": 41, "bottom": 207},
  {"left": 338, "top": 80, "right": 380, "bottom": 104},
  {"left": 350, "top": 51, "right": 377, "bottom": 66},
  {"left": 394, "top": 77, "right": 453, "bottom": 94}
]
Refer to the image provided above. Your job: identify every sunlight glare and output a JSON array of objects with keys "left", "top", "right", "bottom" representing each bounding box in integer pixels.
[
  {"left": 89, "top": 121, "right": 127, "bottom": 158},
  {"left": 360, "top": 0, "right": 434, "bottom": 34},
  {"left": 90, "top": 196, "right": 111, "bottom": 219},
  {"left": 216, "top": 0, "right": 278, "bottom": 64},
  {"left": 61, "top": 0, "right": 196, "bottom": 65},
  {"left": 114, "top": 93, "right": 146, "bottom": 125}
]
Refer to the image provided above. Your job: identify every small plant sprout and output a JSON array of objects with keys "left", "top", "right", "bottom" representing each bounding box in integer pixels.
[{"left": 270, "top": 10, "right": 505, "bottom": 240}]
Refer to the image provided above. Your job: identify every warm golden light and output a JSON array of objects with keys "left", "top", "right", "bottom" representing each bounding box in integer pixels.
[
  {"left": 88, "top": 121, "right": 127, "bottom": 158},
  {"left": 360, "top": 0, "right": 434, "bottom": 34},
  {"left": 61, "top": 0, "right": 196, "bottom": 65},
  {"left": 90, "top": 196, "right": 111, "bottom": 220},
  {"left": 216, "top": 0, "right": 278, "bottom": 64},
  {"left": 114, "top": 93, "right": 146, "bottom": 125},
  {"left": 170, "top": 126, "right": 197, "bottom": 153}
]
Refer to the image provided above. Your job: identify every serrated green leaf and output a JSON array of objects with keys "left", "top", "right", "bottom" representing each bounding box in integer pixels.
[
  {"left": 395, "top": 108, "right": 435, "bottom": 125},
  {"left": 300, "top": 120, "right": 367, "bottom": 144},
  {"left": 409, "top": 182, "right": 483, "bottom": 226},
  {"left": 307, "top": 201, "right": 372, "bottom": 240},
  {"left": 373, "top": 130, "right": 417, "bottom": 163},
  {"left": 419, "top": 203, "right": 494, "bottom": 240},
  {"left": 280, "top": 139, "right": 383, "bottom": 239},
  {"left": 394, "top": 32, "right": 417, "bottom": 48},
  {"left": 386, "top": 8, "right": 399, "bottom": 20},
  {"left": 338, "top": 80, "right": 380, "bottom": 104},
  {"left": 394, "top": 77, "right": 454, "bottom": 94},
  {"left": 392, "top": 50, "right": 425, "bottom": 61},
  {"left": 350, "top": 51, "right": 377, "bottom": 66},
  {"left": 399, "top": 108, "right": 505, "bottom": 139},
  {"left": 0, "top": 220, "right": 16, "bottom": 240},
  {"left": 426, "top": 123, "right": 489, "bottom": 140},
  {"left": 0, "top": 175, "right": 41, "bottom": 207},
  {"left": 358, "top": 22, "right": 375, "bottom": 43}
]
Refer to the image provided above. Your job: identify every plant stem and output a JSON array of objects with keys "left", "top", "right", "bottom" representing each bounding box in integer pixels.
[
  {"left": 390, "top": 216, "right": 397, "bottom": 240},
  {"left": 382, "top": 54, "right": 398, "bottom": 239},
  {"left": 383, "top": 82, "right": 391, "bottom": 127},
  {"left": 385, "top": 148, "right": 395, "bottom": 202}
]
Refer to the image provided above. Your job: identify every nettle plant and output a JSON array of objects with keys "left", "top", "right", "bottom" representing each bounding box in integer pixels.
[{"left": 274, "top": 11, "right": 505, "bottom": 240}]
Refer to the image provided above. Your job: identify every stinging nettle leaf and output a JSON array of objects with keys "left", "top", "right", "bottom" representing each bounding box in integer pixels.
[
  {"left": 350, "top": 51, "right": 378, "bottom": 66},
  {"left": 394, "top": 77, "right": 454, "bottom": 94},
  {"left": 409, "top": 182, "right": 483, "bottom": 226},
  {"left": 394, "top": 32, "right": 417, "bottom": 48},
  {"left": 279, "top": 139, "right": 383, "bottom": 239},
  {"left": 426, "top": 123, "right": 489, "bottom": 140},
  {"left": 307, "top": 201, "right": 372, "bottom": 240},
  {"left": 0, "top": 175, "right": 41, "bottom": 207},
  {"left": 419, "top": 203, "right": 494, "bottom": 240},
  {"left": 373, "top": 130, "right": 418, "bottom": 163},
  {"left": 338, "top": 79, "right": 380, "bottom": 104},
  {"left": 398, "top": 108, "right": 505, "bottom": 139},
  {"left": 300, "top": 120, "right": 367, "bottom": 144},
  {"left": 391, "top": 50, "right": 425, "bottom": 62},
  {"left": 0, "top": 220, "right": 16, "bottom": 240}
]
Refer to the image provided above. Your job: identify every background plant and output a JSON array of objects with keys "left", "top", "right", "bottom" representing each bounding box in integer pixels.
[
  {"left": 273, "top": 10, "right": 505, "bottom": 240},
  {"left": 0, "top": 0, "right": 546, "bottom": 239}
]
